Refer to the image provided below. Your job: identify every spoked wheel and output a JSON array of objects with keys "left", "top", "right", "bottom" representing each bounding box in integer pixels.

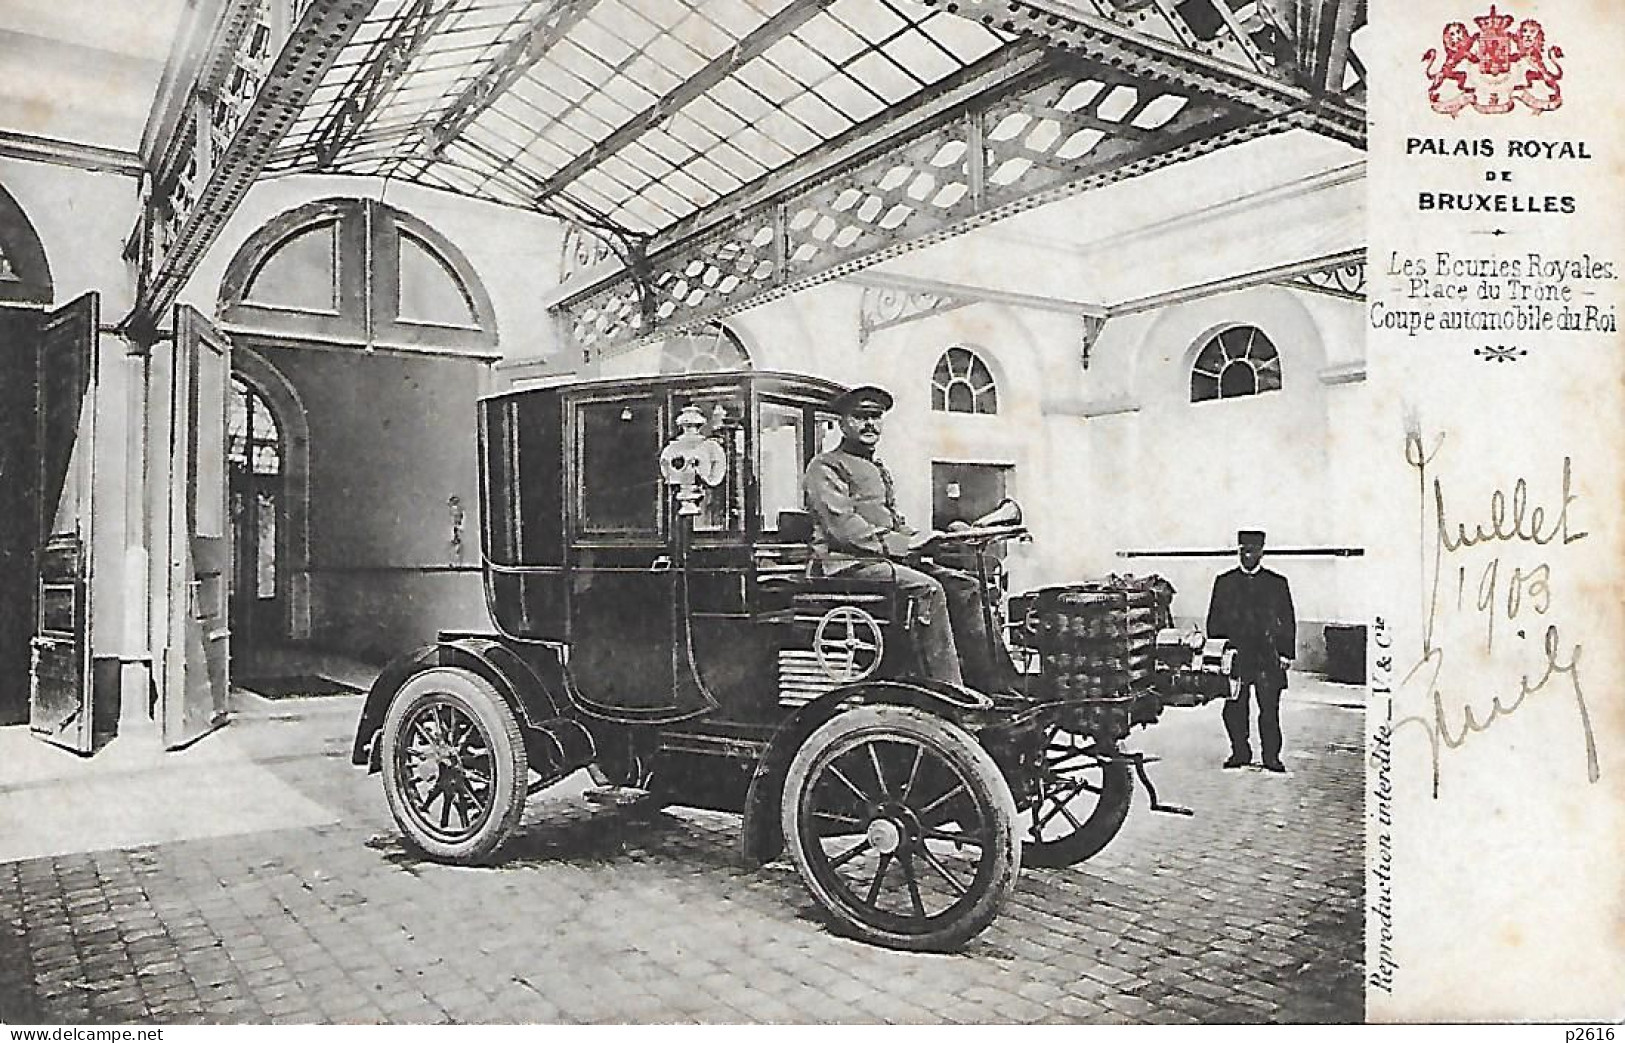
[
  {"left": 380, "top": 668, "right": 528, "bottom": 863},
  {"left": 1019, "top": 727, "right": 1134, "bottom": 868},
  {"left": 782, "top": 705, "right": 1019, "bottom": 952}
]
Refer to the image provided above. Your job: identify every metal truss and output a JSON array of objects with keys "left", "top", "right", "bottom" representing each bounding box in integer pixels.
[
  {"left": 129, "top": 0, "right": 370, "bottom": 334},
  {"left": 559, "top": 52, "right": 1290, "bottom": 359},
  {"left": 921, "top": 0, "right": 1365, "bottom": 141}
]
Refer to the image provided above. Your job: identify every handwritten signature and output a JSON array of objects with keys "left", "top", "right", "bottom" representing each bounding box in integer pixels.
[{"left": 1396, "top": 430, "right": 1598, "bottom": 797}]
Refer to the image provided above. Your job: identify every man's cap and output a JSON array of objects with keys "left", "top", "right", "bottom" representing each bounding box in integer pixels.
[
  {"left": 1237, "top": 529, "right": 1267, "bottom": 546},
  {"left": 830, "top": 385, "right": 894, "bottom": 415}
]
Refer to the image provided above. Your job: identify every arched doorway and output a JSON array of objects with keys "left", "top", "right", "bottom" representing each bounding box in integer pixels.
[
  {"left": 228, "top": 375, "right": 284, "bottom": 669},
  {"left": 217, "top": 197, "right": 496, "bottom": 667}
]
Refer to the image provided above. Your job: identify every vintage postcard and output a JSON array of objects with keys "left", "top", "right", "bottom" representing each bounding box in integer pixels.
[{"left": 0, "top": 0, "right": 1618, "bottom": 1028}]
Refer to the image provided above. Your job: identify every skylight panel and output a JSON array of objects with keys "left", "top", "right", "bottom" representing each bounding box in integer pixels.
[
  {"left": 571, "top": 14, "right": 637, "bottom": 66},
  {"left": 706, "top": 78, "right": 774, "bottom": 124},
  {"left": 829, "top": 0, "right": 909, "bottom": 44},
  {"left": 735, "top": 59, "right": 802, "bottom": 105},
  {"left": 755, "top": 107, "right": 822, "bottom": 154},
  {"left": 726, "top": 125, "right": 794, "bottom": 169},
  {"left": 664, "top": 114, "right": 722, "bottom": 154},
  {"left": 780, "top": 90, "right": 848, "bottom": 139},
  {"left": 812, "top": 70, "right": 885, "bottom": 122},
  {"left": 551, "top": 39, "right": 615, "bottom": 84},
  {"left": 617, "top": 140, "right": 676, "bottom": 179},
  {"left": 702, "top": 0, "right": 777, "bottom": 37},
  {"left": 794, "top": 16, "right": 868, "bottom": 65},
  {"left": 761, "top": 34, "right": 831, "bottom": 81},
  {"left": 617, "top": 195, "right": 680, "bottom": 232},
  {"left": 916, "top": 10, "right": 1005, "bottom": 60},
  {"left": 682, "top": 95, "right": 748, "bottom": 139},
  {"left": 621, "top": 52, "right": 684, "bottom": 97},
  {"left": 846, "top": 49, "right": 922, "bottom": 103},
  {"left": 883, "top": 28, "right": 960, "bottom": 83},
  {"left": 644, "top": 31, "right": 712, "bottom": 81}
]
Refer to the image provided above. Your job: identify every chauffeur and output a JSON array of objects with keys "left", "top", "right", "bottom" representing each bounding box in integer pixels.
[
  {"left": 1206, "top": 529, "right": 1297, "bottom": 772},
  {"left": 802, "top": 385, "right": 1015, "bottom": 691}
]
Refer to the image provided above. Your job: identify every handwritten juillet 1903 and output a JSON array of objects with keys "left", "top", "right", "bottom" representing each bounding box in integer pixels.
[{"left": 1393, "top": 424, "right": 1597, "bottom": 798}]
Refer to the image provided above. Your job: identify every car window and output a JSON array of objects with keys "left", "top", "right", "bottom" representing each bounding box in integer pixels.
[
  {"left": 759, "top": 401, "right": 804, "bottom": 532},
  {"left": 674, "top": 394, "right": 745, "bottom": 534},
  {"left": 577, "top": 399, "right": 661, "bottom": 536}
]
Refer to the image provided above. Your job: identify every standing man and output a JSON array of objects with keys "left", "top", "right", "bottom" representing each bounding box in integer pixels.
[
  {"left": 802, "top": 385, "right": 1016, "bottom": 691},
  {"left": 1206, "top": 529, "right": 1296, "bottom": 772}
]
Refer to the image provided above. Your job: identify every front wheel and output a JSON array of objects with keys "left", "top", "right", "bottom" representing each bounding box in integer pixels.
[
  {"left": 1018, "top": 727, "right": 1134, "bottom": 868},
  {"left": 380, "top": 668, "right": 528, "bottom": 863},
  {"left": 782, "top": 705, "right": 1020, "bottom": 952}
]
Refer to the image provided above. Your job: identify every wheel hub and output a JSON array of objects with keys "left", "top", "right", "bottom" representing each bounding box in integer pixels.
[{"left": 866, "top": 817, "right": 904, "bottom": 855}]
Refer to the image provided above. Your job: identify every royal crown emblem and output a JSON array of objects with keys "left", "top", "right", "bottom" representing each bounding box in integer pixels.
[{"left": 1423, "top": 5, "right": 1563, "bottom": 115}]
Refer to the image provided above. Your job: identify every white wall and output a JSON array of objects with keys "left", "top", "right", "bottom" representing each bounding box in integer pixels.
[{"left": 0, "top": 159, "right": 138, "bottom": 316}]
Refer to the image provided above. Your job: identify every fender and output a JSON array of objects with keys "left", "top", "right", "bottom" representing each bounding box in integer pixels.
[
  {"left": 351, "top": 636, "right": 572, "bottom": 772},
  {"left": 738, "top": 678, "right": 997, "bottom": 866}
]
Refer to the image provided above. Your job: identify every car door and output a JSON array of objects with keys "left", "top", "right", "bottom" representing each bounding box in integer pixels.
[{"left": 564, "top": 392, "right": 683, "bottom": 720}]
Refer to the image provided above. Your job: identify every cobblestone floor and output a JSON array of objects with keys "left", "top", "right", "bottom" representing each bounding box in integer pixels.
[{"left": 0, "top": 686, "right": 1364, "bottom": 1024}]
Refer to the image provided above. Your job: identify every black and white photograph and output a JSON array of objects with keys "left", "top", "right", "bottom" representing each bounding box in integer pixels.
[{"left": 0, "top": 0, "right": 1618, "bottom": 1028}]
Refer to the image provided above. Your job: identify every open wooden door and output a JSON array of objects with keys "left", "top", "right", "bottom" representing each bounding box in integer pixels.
[
  {"left": 162, "top": 305, "right": 231, "bottom": 749},
  {"left": 28, "top": 294, "right": 99, "bottom": 752}
]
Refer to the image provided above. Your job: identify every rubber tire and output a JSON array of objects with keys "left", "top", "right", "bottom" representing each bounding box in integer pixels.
[
  {"left": 1019, "top": 735, "right": 1134, "bottom": 868},
  {"left": 380, "top": 667, "right": 528, "bottom": 864},
  {"left": 782, "top": 704, "right": 1020, "bottom": 952}
]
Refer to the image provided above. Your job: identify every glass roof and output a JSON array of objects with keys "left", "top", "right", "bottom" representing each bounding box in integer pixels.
[{"left": 269, "top": 0, "right": 1011, "bottom": 235}]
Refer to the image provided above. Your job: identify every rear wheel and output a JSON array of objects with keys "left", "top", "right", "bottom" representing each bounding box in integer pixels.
[
  {"left": 782, "top": 705, "right": 1019, "bottom": 951},
  {"left": 380, "top": 668, "right": 527, "bottom": 863},
  {"left": 1019, "top": 727, "right": 1134, "bottom": 867}
]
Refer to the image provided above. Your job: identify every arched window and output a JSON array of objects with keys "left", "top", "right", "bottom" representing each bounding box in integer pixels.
[
  {"left": 659, "top": 324, "right": 751, "bottom": 373},
  {"left": 932, "top": 347, "right": 998, "bottom": 414},
  {"left": 1190, "top": 326, "right": 1282, "bottom": 403},
  {"left": 221, "top": 198, "right": 496, "bottom": 353}
]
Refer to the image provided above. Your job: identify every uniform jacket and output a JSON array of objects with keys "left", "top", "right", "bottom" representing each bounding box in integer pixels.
[
  {"left": 1206, "top": 566, "right": 1296, "bottom": 687},
  {"left": 803, "top": 443, "right": 916, "bottom": 574}
]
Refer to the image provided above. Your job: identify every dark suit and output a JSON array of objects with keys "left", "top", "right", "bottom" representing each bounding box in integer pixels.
[{"left": 1206, "top": 566, "right": 1296, "bottom": 764}]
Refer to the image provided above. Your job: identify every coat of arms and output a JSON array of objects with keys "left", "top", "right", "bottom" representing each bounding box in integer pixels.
[{"left": 1423, "top": 5, "right": 1563, "bottom": 115}]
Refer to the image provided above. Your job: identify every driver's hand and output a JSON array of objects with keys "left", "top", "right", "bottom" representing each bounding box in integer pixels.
[{"left": 906, "top": 530, "right": 942, "bottom": 552}]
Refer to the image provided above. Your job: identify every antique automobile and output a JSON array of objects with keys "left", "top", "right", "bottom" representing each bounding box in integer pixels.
[{"left": 352, "top": 371, "right": 1235, "bottom": 951}]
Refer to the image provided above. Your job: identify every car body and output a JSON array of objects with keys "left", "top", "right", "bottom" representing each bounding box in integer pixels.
[{"left": 352, "top": 370, "right": 1230, "bottom": 950}]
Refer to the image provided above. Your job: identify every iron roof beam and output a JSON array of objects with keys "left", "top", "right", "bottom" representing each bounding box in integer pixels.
[{"left": 557, "top": 50, "right": 1293, "bottom": 357}]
